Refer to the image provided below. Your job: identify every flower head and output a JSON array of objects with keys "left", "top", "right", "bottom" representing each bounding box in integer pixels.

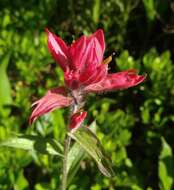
[{"left": 29, "top": 29, "right": 146, "bottom": 129}]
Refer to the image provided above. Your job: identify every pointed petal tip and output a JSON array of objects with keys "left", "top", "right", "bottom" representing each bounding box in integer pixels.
[
  {"left": 121, "top": 70, "right": 147, "bottom": 88},
  {"left": 95, "top": 28, "right": 104, "bottom": 35},
  {"left": 138, "top": 73, "right": 147, "bottom": 84},
  {"left": 84, "top": 69, "right": 146, "bottom": 93},
  {"left": 92, "top": 28, "right": 105, "bottom": 61},
  {"left": 94, "top": 29, "right": 105, "bottom": 40},
  {"left": 127, "top": 69, "right": 147, "bottom": 82},
  {"left": 45, "top": 27, "right": 49, "bottom": 33}
]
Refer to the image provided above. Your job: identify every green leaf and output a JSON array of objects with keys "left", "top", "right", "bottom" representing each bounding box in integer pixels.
[
  {"left": 0, "top": 135, "right": 63, "bottom": 157},
  {"left": 67, "top": 143, "right": 86, "bottom": 185},
  {"left": 92, "top": 0, "right": 100, "bottom": 23},
  {"left": 142, "top": 0, "right": 156, "bottom": 22},
  {"left": 159, "top": 137, "right": 174, "bottom": 190},
  {"left": 15, "top": 170, "right": 29, "bottom": 190},
  {"left": 67, "top": 141, "right": 86, "bottom": 174},
  {"left": 67, "top": 122, "right": 97, "bottom": 185},
  {"left": 116, "top": 50, "right": 140, "bottom": 70},
  {"left": 0, "top": 54, "right": 12, "bottom": 115},
  {"left": 68, "top": 127, "right": 114, "bottom": 178}
]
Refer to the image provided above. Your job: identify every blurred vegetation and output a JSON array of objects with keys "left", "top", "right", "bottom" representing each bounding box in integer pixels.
[{"left": 0, "top": 0, "right": 174, "bottom": 189}]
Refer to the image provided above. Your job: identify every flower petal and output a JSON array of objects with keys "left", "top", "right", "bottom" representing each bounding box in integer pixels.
[
  {"left": 29, "top": 87, "right": 73, "bottom": 124},
  {"left": 93, "top": 37, "right": 104, "bottom": 64},
  {"left": 46, "top": 28, "right": 69, "bottom": 71},
  {"left": 69, "top": 35, "right": 87, "bottom": 70},
  {"left": 69, "top": 30, "right": 105, "bottom": 71},
  {"left": 80, "top": 64, "right": 107, "bottom": 86},
  {"left": 64, "top": 70, "right": 80, "bottom": 89},
  {"left": 86, "top": 36, "right": 104, "bottom": 65},
  {"left": 79, "top": 37, "right": 104, "bottom": 83},
  {"left": 69, "top": 111, "right": 87, "bottom": 130},
  {"left": 86, "top": 29, "right": 105, "bottom": 65},
  {"left": 84, "top": 69, "right": 146, "bottom": 93},
  {"left": 93, "top": 29, "right": 105, "bottom": 55}
]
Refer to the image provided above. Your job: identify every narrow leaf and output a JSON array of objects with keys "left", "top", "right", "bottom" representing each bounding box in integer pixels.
[
  {"left": 92, "top": 0, "right": 100, "bottom": 23},
  {"left": 67, "top": 143, "right": 86, "bottom": 185},
  {"left": 159, "top": 137, "right": 174, "bottom": 190},
  {"left": 67, "top": 121, "right": 97, "bottom": 185},
  {"left": 0, "top": 135, "right": 63, "bottom": 157},
  {"left": 68, "top": 127, "right": 114, "bottom": 177},
  {"left": 142, "top": 0, "right": 156, "bottom": 22}
]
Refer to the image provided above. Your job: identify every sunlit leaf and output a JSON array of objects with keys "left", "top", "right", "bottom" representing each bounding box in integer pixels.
[
  {"left": 0, "top": 135, "right": 63, "bottom": 157},
  {"left": 0, "top": 54, "right": 12, "bottom": 115},
  {"left": 67, "top": 142, "right": 86, "bottom": 186},
  {"left": 68, "top": 126, "right": 114, "bottom": 178},
  {"left": 159, "top": 137, "right": 174, "bottom": 190},
  {"left": 92, "top": 0, "right": 100, "bottom": 23},
  {"left": 67, "top": 122, "right": 97, "bottom": 185},
  {"left": 142, "top": 0, "right": 156, "bottom": 21},
  {"left": 15, "top": 170, "right": 29, "bottom": 190}
]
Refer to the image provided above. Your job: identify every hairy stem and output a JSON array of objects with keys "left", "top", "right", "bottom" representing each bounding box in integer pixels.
[
  {"left": 61, "top": 135, "right": 71, "bottom": 190},
  {"left": 61, "top": 100, "right": 80, "bottom": 190}
]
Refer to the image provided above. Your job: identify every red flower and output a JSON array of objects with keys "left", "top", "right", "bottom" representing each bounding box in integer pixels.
[{"left": 29, "top": 29, "right": 146, "bottom": 128}]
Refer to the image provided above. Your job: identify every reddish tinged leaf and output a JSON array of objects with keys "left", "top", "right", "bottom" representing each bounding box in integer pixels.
[
  {"left": 46, "top": 28, "right": 69, "bottom": 71},
  {"left": 29, "top": 87, "right": 73, "bottom": 124},
  {"left": 84, "top": 69, "right": 146, "bottom": 93},
  {"left": 69, "top": 111, "right": 87, "bottom": 130}
]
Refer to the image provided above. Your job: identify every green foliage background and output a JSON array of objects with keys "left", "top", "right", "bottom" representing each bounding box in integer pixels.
[{"left": 0, "top": 0, "right": 174, "bottom": 189}]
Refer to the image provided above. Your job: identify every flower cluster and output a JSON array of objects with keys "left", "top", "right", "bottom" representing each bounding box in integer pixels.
[{"left": 29, "top": 29, "right": 146, "bottom": 130}]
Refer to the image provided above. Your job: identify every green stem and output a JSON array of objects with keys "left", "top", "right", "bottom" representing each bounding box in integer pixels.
[
  {"left": 61, "top": 102, "right": 79, "bottom": 189},
  {"left": 61, "top": 135, "right": 71, "bottom": 190}
]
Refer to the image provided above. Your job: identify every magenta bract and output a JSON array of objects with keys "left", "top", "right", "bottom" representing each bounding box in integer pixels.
[
  {"left": 29, "top": 87, "right": 73, "bottom": 124},
  {"left": 69, "top": 111, "right": 87, "bottom": 130}
]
